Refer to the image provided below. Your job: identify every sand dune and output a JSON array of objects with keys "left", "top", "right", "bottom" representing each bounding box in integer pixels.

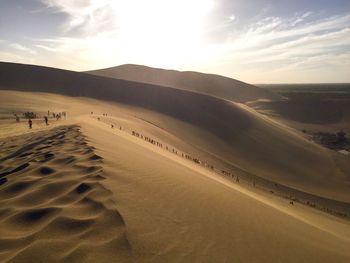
[
  {"left": 247, "top": 95, "right": 350, "bottom": 134},
  {"left": 0, "top": 125, "right": 131, "bottom": 262},
  {"left": 82, "top": 118, "right": 350, "bottom": 262},
  {"left": 86, "top": 64, "right": 283, "bottom": 103},
  {"left": 0, "top": 62, "right": 349, "bottom": 201},
  {"left": 1, "top": 62, "right": 349, "bottom": 202},
  {"left": 0, "top": 94, "right": 349, "bottom": 262},
  {"left": 1, "top": 61, "right": 350, "bottom": 262}
]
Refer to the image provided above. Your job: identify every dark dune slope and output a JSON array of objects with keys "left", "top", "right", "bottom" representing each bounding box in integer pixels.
[
  {"left": 0, "top": 62, "right": 254, "bottom": 140},
  {"left": 86, "top": 64, "right": 283, "bottom": 103}
]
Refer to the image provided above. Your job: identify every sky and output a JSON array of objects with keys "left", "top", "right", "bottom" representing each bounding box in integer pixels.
[{"left": 0, "top": 0, "right": 349, "bottom": 83}]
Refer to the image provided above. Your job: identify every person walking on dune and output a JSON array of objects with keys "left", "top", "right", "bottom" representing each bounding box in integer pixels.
[
  {"left": 44, "top": 116, "right": 49, "bottom": 125},
  {"left": 28, "top": 119, "right": 32, "bottom": 129}
]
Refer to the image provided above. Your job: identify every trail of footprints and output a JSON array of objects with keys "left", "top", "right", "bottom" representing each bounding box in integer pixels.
[{"left": 0, "top": 126, "right": 131, "bottom": 263}]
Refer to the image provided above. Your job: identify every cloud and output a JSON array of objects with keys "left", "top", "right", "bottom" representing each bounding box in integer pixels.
[
  {"left": 287, "top": 11, "right": 313, "bottom": 27},
  {"left": 40, "top": 0, "right": 115, "bottom": 35},
  {"left": 4, "top": 1, "right": 348, "bottom": 83},
  {"left": 0, "top": 50, "right": 36, "bottom": 65},
  {"left": 214, "top": 12, "right": 350, "bottom": 69},
  {"left": 9, "top": 43, "right": 37, "bottom": 55}
]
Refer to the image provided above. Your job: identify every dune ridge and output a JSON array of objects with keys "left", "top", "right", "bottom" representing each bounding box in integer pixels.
[
  {"left": 91, "top": 114, "right": 350, "bottom": 218},
  {"left": 0, "top": 125, "right": 131, "bottom": 263},
  {"left": 86, "top": 64, "right": 283, "bottom": 102},
  {"left": 81, "top": 116, "right": 350, "bottom": 262}
]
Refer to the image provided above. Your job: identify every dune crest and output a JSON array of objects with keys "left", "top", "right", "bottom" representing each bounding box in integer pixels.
[{"left": 86, "top": 64, "right": 283, "bottom": 102}]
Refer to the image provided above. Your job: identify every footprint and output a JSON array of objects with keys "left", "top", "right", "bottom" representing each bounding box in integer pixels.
[
  {"left": 44, "top": 153, "right": 55, "bottom": 159},
  {"left": 89, "top": 154, "right": 103, "bottom": 161},
  {"left": 16, "top": 207, "right": 59, "bottom": 224},
  {"left": 4, "top": 181, "right": 34, "bottom": 194},
  {"left": 0, "top": 177, "right": 7, "bottom": 186},
  {"left": 38, "top": 167, "right": 55, "bottom": 175},
  {"left": 75, "top": 183, "right": 91, "bottom": 194}
]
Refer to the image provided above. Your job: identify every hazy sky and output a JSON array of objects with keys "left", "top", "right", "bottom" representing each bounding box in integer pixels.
[{"left": 0, "top": 0, "right": 349, "bottom": 83}]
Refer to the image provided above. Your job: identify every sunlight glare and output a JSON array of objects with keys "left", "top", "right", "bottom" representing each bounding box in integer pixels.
[{"left": 110, "top": 0, "right": 214, "bottom": 65}]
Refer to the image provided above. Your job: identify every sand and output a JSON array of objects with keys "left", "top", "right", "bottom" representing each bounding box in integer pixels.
[
  {"left": 0, "top": 62, "right": 350, "bottom": 262},
  {"left": 0, "top": 125, "right": 131, "bottom": 262},
  {"left": 0, "top": 90, "right": 349, "bottom": 262},
  {"left": 86, "top": 64, "right": 283, "bottom": 103},
  {"left": 80, "top": 117, "right": 350, "bottom": 262}
]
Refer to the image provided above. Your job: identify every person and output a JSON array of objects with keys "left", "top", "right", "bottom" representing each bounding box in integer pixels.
[
  {"left": 44, "top": 116, "right": 49, "bottom": 125},
  {"left": 111, "top": 124, "right": 114, "bottom": 128},
  {"left": 28, "top": 119, "right": 32, "bottom": 129}
]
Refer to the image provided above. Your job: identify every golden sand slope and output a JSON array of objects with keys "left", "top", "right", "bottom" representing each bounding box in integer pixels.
[
  {"left": 0, "top": 126, "right": 131, "bottom": 263},
  {"left": 81, "top": 116, "right": 350, "bottom": 263}
]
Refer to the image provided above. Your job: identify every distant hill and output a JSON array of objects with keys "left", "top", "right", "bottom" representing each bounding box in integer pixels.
[
  {"left": 0, "top": 62, "right": 278, "bottom": 140},
  {"left": 86, "top": 64, "right": 282, "bottom": 103}
]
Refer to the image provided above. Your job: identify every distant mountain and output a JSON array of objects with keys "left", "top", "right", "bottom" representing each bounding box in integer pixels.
[{"left": 86, "top": 64, "right": 282, "bottom": 103}]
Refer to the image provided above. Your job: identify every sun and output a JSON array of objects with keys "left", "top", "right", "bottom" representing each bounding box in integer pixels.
[{"left": 110, "top": 0, "right": 214, "bottom": 66}]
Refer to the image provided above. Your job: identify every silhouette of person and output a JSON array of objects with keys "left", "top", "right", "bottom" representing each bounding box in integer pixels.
[
  {"left": 28, "top": 119, "right": 32, "bottom": 129},
  {"left": 44, "top": 116, "right": 49, "bottom": 125}
]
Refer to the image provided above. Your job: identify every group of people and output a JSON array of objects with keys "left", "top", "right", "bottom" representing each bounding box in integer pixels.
[
  {"left": 49, "top": 111, "right": 67, "bottom": 120},
  {"left": 129, "top": 128, "right": 241, "bottom": 182},
  {"left": 221, "top": 169, "right": 240, "bottom": 182},
  {"left": 132, "top": 131, "right": 164, "bottom": 149},
  {"left": 96, "top": 113, "right": 242, "bottom": 185},
  {"left": 15, "top": 110, "right": 67, "bottom": 129}
]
